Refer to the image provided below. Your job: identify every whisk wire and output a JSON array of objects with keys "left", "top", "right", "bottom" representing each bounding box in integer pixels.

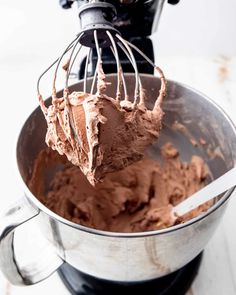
[
  {"left": 116, "top": 34, "right": 140, "bottom": 106},
  {"left": 94, "top": 30, "right": 102, "bottom": 62},
  {"left": 106, "top": 31, "right": 122, "bottom": 100},
  {"left": 53, "top": 35, "right": 81, "bottom": 93},
  {"left": 121, "top": 37, "right": 167, "bottom": 106},
  {"left": 83, "top": 48, "right": 92, "bottom": 93},
  {"left": 66, "top": 41, "right": 83, "bottom": 88},
  {"left": 122, "top": 37, "right": 166, "bottom": 104},
  {"left": 37, "top": 35, "right": 80, "bottom": 96},
  {"left": 37, "top": 29, "right": 166, "bottom": 110},
  {"left": 117, "top": 42, "right": 143, "bottom": 103},
  {"left": 110, "top": 46, "right": 128, "bottom": 100},
  {"left": 90, "top": 31, "right": 100, "bottom": 94}
]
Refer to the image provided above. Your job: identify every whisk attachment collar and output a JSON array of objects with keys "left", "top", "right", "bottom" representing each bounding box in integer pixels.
[{"left": 78, "top": 2, "right": 120, "bottom": 48}]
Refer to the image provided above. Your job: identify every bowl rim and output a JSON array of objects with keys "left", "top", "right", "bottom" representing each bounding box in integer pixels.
[{"left": 16, "top": 73, "right": 236, "bottom": 238}]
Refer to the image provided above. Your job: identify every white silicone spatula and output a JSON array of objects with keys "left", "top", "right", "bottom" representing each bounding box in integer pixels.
[{"left": 173, "top": 166, "right": 236, "bottom": 217}]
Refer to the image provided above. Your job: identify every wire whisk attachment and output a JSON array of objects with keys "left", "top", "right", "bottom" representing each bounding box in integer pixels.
[
  {"left": 37, "top": 29, "right": 166, "bottom": 108},
  {"left": 36, "top": 2, "right": 167, "bottom": 184}
]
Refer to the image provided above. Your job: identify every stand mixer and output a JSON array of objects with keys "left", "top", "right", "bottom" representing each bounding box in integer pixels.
[
  {"left": 1, "top": 1, "right": 236, "bottom": 295},
  {"left": 52, "top": 0, "right": 204, "bottom": 294}
]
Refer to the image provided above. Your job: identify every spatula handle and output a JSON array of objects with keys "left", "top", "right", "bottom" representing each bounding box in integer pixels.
[{"left": 173, "top": 167, "right": 236, "bottom": 216}]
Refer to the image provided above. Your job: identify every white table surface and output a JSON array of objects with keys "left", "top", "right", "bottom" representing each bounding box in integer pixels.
[{"left": 1, "top": 1, "right": 236, "bottom": 294}]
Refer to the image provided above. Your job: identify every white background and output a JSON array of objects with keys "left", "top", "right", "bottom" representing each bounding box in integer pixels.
[{"left": 0, "top": 0, "right": 236, "bottom": 294}]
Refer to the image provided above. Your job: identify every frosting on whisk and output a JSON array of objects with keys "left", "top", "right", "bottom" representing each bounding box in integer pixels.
[{"left": 37, "top": 30, "right": 166, "bottom": 185}]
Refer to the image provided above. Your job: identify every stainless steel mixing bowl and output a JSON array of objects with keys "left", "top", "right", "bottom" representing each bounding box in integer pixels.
[{"left": 0, "top": 74, "right": 236, "bottom": 285}]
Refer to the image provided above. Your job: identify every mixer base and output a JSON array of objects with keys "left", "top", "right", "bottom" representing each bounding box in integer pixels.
[{"left": 58, "top": 252, "right": 203, "bottom": 295}]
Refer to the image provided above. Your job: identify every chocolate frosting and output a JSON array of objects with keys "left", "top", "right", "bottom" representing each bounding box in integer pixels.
[
  {"left": 29, "top": 143, "right": 212, "bottom": 232},
  {"left": 38, "top": 63, "right": 166, "bottom": 185}
]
